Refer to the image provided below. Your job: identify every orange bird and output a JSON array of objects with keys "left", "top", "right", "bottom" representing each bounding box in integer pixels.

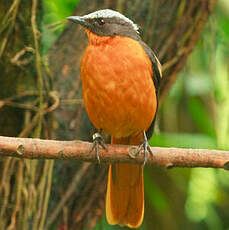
[{"left": 68, "top": 9, "right": 162, "bottom": 228}]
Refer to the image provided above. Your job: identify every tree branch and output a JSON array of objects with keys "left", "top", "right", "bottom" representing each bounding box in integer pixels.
[{"left": 0, "top": 136, "right": 229, "bottom": 170}]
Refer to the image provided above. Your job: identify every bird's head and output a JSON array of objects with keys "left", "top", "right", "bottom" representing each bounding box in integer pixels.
[{"left": 67, "top": 9, "right": 140, "bottom": 40}]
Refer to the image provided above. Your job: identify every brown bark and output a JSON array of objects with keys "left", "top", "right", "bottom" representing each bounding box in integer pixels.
[
  {"left": 48, "top": 0, "right": 217, "bottom": 229},
  {"left": 0, "top": 136, "right": 229, "bottom": 170}
]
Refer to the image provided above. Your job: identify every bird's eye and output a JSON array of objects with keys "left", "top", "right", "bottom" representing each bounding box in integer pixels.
[{"left": 97, "top": 18, "right": 105, "bottom": 26}]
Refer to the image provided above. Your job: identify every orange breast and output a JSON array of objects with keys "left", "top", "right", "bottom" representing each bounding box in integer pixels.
[{"left": 81, "top": 33, "right": 157, "bottom": 138}]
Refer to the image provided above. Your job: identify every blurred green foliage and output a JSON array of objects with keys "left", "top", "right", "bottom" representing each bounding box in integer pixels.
[
  {"left": 153, "top": 1, "right": 229, "bottom": 229},
  {"left": 42, "top": 0, "right": 80, "bottom": 53},
  {"left": 42, "top": 0, "right": 229, "bottom": 229}
]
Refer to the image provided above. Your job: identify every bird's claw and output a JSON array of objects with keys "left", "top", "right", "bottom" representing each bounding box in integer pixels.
[
  {"left": 129, "top": 131, "right": 153, "bottom": 166},
  {"left": 90, "top": 132, "right": 108, "bottom": 163}
]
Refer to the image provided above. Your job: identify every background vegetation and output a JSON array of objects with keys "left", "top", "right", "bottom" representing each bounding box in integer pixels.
[
  {"left": 0, "top": 0, "right": 228, "bottom": 229},
  {"left": 44, "top": 1, "right": 229, "bottom": 229}
]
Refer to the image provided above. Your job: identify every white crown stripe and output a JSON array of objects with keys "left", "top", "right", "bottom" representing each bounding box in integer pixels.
[{"left": 82, "top": 9, "right": 139, "bottom": 32}]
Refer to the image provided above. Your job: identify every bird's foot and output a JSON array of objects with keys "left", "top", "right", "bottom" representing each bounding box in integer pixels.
[
  {"left": 129, "top": 131, "right": 153, "bottom": 166},
  {"left": 89, "top": 132, "right": 108, "bottom": 163}
]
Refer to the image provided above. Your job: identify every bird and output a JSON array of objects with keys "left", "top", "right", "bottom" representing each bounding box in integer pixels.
[{"left": 67, "top": 9, "right": 162, "bottom": 228}]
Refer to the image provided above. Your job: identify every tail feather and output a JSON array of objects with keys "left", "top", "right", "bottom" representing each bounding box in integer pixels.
[{"left": 106, "top": 135, "right": 144, "bottom": 228}]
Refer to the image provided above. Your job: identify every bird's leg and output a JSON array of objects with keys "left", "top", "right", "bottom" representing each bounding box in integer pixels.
[
  {"left": 129, "top": 131, "right": 153, "bottom": 166},
  {"left": 90, "top": 132, "right": 108, "bottom": 163}
]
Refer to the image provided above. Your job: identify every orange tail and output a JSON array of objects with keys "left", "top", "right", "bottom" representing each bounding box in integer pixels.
[{"left": 106, "top": 134, "right": 144, "bottom": 228}]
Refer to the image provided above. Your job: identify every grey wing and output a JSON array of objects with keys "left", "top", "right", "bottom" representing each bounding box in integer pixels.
[{"left": 139, "top": 40, "right": 162, "bottom": 139}]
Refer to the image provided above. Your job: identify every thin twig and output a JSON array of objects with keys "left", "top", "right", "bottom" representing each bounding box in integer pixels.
[
  {"left": 60, "top": 98, "right": 83, "bottom": 105},
  {"left": 45, "top": 163, "right": 90, "bottom": 229},
  {"left": 10, "top": 46, "right": 34, "bottom": 66},
  {"left": 0, "top": 101, "right": 38, "bottom": 111},
  {"left": 31, "top": 0, "right": 44, "bottom": 135},
  {"left": 7, "top": 160, "right": 23, "bottom": 230},
  {"left": 0, "top": 0, "right": 20, "bottom": 57},
  {"left": 39, "top": 160, "right": 54, "bottom": 230}
]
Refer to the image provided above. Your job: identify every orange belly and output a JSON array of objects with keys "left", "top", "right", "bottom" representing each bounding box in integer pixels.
[{"left": 81, "top": 35, "right": 157, "bottom": 138}]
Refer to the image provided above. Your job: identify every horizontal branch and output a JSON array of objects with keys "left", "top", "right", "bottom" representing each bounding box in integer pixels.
[{"left": 0, "top": 135, "right": 229, "bottom": 170}]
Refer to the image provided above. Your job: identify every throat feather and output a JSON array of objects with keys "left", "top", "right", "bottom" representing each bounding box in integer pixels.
[{"left": 86, "top": 29, "right": 113, "bottom": 45}]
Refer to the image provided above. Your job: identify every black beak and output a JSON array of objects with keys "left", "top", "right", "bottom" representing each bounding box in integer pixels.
[{"left": 67, "top": 16, "right": 90, "bottom": 28}]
